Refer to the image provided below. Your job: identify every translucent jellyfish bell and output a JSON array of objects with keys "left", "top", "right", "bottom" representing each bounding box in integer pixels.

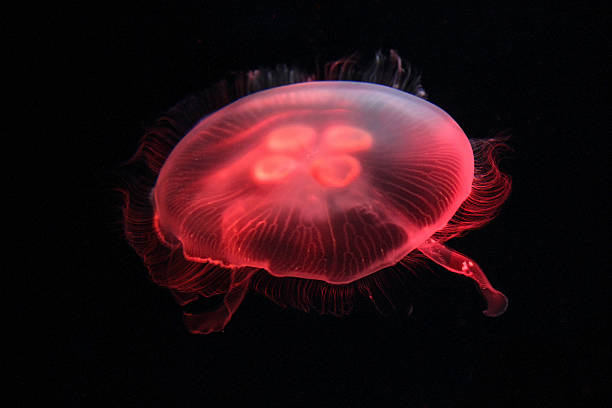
[{"left": 122, "top": 51, "right": 511, "bottom": 333}]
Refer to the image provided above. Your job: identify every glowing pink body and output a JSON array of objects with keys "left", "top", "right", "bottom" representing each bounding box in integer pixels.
[
  {"left": 154, "top": 82, "right": 474, "bottom": 284},
  {"left": 122, "top": 53, "right": 511, "bottom": 333}
]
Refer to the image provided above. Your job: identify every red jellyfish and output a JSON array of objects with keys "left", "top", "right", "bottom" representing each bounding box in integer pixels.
[{"left": 121, "top": 51, "right": 511, "bottom": 333}]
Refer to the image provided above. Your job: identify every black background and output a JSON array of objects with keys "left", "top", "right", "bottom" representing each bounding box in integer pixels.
[{"left": 20, "top": 2, "right": 608, "bottom": 407}]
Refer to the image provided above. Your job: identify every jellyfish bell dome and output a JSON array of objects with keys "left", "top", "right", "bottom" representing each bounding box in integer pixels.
[
  {"left": 153, "top": 81, "right": 475, "bottom": 284},
  {"left": 122, "top": 51, "right": 511, "bottom": 333}
]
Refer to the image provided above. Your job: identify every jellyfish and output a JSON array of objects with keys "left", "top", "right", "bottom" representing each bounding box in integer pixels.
[{"left": 121, "top": 51, "right": 511, "bottom": 334}]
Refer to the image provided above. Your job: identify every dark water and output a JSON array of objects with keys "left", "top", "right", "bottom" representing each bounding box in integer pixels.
[{"left": 21, "top": 3, "right": 608, "bottom": 407}]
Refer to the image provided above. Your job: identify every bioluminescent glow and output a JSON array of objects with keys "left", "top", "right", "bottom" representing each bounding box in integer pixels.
[{"left": 121, "top": 51, "right": 511, "bottom": 333}]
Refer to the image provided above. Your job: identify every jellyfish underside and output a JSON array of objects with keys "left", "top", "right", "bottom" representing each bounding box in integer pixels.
[{"left": 182, "top": 243, "right": 508, "bottom": 334}]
